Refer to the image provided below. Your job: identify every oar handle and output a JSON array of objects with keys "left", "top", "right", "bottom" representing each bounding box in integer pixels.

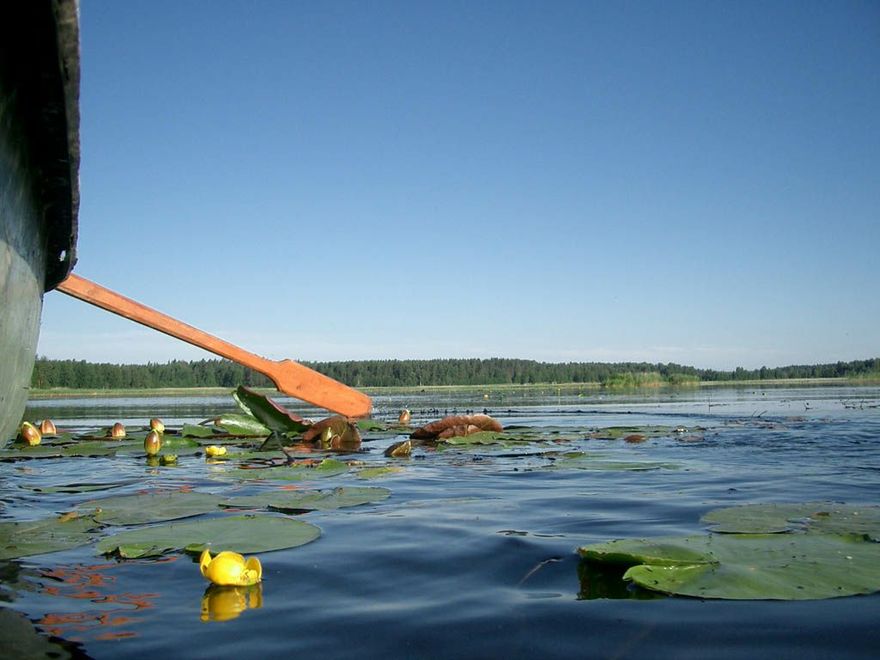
[{"left": 56, "top": 274, "right": 372, "bottom": 417}]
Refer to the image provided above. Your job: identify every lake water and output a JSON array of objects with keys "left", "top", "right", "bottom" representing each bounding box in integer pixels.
[{"left": 4, "top": 384, "right": 879, "bottom": 658}]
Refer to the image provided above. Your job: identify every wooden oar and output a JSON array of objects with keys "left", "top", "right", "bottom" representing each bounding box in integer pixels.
[{"left": 56, "top": 273, "right": 372, "bottom": 417}]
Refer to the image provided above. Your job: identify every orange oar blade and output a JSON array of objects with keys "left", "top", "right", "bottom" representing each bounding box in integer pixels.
[{"left": 56, "top": 274, "right": 372, "bottom": 417}]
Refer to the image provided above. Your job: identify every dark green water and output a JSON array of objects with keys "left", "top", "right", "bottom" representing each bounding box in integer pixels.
[{"left": 4, "top": 384, "right": 879, "bottom": 658}]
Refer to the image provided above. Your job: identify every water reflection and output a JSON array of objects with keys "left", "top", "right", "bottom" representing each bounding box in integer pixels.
[
  {"left": 35, "top": 559, "right": 165, "bottom": 641},
  {"left": 576, "top": 560, "right": 665, "bottom": 600},
  {"left": 200, "top": 583, "right": 263, "bottom": 622}
]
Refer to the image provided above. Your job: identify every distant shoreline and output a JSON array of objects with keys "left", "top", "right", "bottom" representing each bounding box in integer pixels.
[{"left": 26, "top": 377, "right": 876, "bottom": 400}]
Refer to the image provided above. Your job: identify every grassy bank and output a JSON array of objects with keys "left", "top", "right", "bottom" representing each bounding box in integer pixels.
[{"left": 27, "top": 376, "right": 878, "bottom": 400}]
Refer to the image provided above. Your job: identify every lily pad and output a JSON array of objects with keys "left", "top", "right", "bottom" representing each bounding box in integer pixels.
[
  {"left": 222, "top": 486, "right": 391, "bottom": 513},
  {"left": 0, "top": 515, "right": 98, "bottom": 560},
  {"left": 701, "top": 502, "right": 880, "bottom": 540},
  {"left": 82, "top": 492, "right": 225, "bottom": 525},
  {"left": 0, "top": 441, "right": 123, "bottom": 460},
  {"left": 96, "top": 514, "right": 321, "bottom": 558},
  {"left": 181, "top": 424, "right": 218, "bottom": 439},
  {"left": 580, "top": 532, "right": 880, "bottom": 600},
  {"left": 589, "top": 426, "right": 674, "bottom": 441},
  {"left": 212, "top": 414, "right": 271, "bottom": 437},
  {"left": 551, "top": 452, "right": 678, "bottom": 471},
  {"left": 356, "top": 466, "right": 404, "bottom": 479},
  {"left": 228, "top": 458, "right": 350, "bottom": 481},
  {"left": 234, "top": 386, "right": 310, "bottom": 435},
  {"left": 29, "top": 479, "right": 140, "bottom": 494},
  {"left": 357, "top": 419, "right": 388, "bottom": 432}
]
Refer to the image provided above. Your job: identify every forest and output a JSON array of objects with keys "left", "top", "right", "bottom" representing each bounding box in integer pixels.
[{"left": 29, "top": 356, "right": 880, "bottom": 390}]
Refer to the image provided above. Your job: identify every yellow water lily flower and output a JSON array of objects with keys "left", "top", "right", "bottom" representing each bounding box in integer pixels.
[
  {"left": 199, "top": 549, "right": 262, "bottom": 587},
  {"left": 205, "top": 445, "right": 227, "bottom": 457}
]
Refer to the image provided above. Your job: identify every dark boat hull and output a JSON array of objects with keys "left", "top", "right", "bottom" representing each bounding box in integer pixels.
[{"left": 0, "top": 0, "right": 79, "bottom": 441}]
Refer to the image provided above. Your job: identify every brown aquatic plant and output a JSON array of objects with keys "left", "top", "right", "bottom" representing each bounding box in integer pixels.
[
  {"left": 301, "top": 416, "right": 361, "bottom": 451},
  {"left": 39, "top": 419, "right": 57, "bottom": 436},
  {"left": 384, "top": 440, "right": 412, "bottom": 457},
  {"left": 108, "top": 422, "right": 126, "bottom": 439},
  {"left": 144, "top": 430, "right": 162, "bottom": 456},
  {"left": 623, "top": 434, "right": 647, "bottom": 444},
  {"left": 149, "top": 418, "right": 165, "bottom": 433},
  {"left": 398, "top": 409, "right": 411, "bottom": 426},
  {"left": 19, "top": 421, "right": 41, "bottom": 446},
  {"left": 410, "top": 414, "right": 503, "bottom": 440}
]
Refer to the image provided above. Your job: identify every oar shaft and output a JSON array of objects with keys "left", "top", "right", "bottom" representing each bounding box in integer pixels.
[
  {"left": 56, "top": 274, "right": 372, "bottom": 416},
  {"left": 57, "top": 274, "right": 271, "bottom": 370}
]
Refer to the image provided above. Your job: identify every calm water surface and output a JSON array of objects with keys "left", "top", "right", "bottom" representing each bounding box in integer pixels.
[{"left": 4, "top": 384, "right": 879, "bottom": 658}]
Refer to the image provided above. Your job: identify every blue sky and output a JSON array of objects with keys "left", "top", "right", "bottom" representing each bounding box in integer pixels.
[{"left": 37, "top": 0, "right": 879, "bottom": 370}]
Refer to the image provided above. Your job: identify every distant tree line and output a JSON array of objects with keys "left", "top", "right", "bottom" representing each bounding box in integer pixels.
[
  {"left": 30, "top": 356, "right": 880, "bottom": 390},
  {"left": 30, "top": 358, "right": 272, "bottom": 390}
]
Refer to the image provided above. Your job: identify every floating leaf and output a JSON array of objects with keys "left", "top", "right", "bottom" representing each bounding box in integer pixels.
[
  {"left": 551, "top": 452, "right": 678, "bottom": 471},
  {"left": 233, "top": 386, "right": 310, "bottom": 435},
  {"left": 96, "top": 515, "right": 321, "bottom": 558},
  {"left": 441, "top": 431, "right": 513, "bottom": 446},
  {"left": 356, "top": 466, "right": 404, "bottom": 479},
  {"left": 83, "top": 492, "right": 225, "bottom": 525},
  {"left": 0, "top": 441, "right": 125, "bottom": 460},
  {"left": 156, "top": 436, "right": 200, "bottom": 450},
  {"left": 357, "top": 419, "right": 388, "bottom": 432},
  {"left": 580, "top": 533, "right": 880, "bottom": 600},
  {"left": 0, "top": 515, "right": 98, "bottom": 560},
  {"left": 182, "top": 424, "right": 218, "bottom": 438},
  {"left": 212, "top": 414, "right": 271, "bottom": 437},
  {"left": 702, "top": 502, "right": 880, "bottom": 540},
  {"left": 30, "top": 479, "right": 140, "bottom": 494},
  {"left": 589, "top": 426, "right": 675, "bottom": 441},
  {"left": 228, "top": 458, "right": 349, "bottom": 481},
  {"left": 222, "top": 486, "right": 391, "bottom": 513}
]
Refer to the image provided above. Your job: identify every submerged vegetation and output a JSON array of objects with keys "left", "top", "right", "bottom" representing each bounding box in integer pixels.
[{"left": 29, "top": 356, "right": 880, "bottom": 390}]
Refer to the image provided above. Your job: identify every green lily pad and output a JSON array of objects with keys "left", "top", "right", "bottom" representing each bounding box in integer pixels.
[
  {"left": 234, "top": 386, "right": 310, "bottom": 435},
  {"left": 441, "top": 431, "right": 509, "bottom": 446},
  {"left": 0, "top": 515, "right": 98, "bottom": 560},
  {"left": 222, "top": 486, "right": 391, "bottom": 513},
  {"left": 82, "top": 492, "right": 225, "bottom": 525},
  {"left": 228, "top": 458, "right": 349, "bottom": 481},
  {"left": 29, "top": 479, "right": 140, "bottom": 494},
  {"left": 702, "top": 502, "right": 880, "bottom": 540},
  {"left": 580, "top": 532, "right": 880, "bottom": 600},
  {"left": 181, "top": 424, "right": 218, "bottom": 438},
  {"left": 356, "top": 466, "right": 404, "bottom": 479},
  {"left": 96, "top": 514, "right": 321, "bottom": 558},
  {"left": 589, "top": 426, "right": 674, "bottom": 440},
  {"left": 357, "top": 419, "right": 388, "bottom": 432},
  {"left": 0, "top": 445, "right": 65, "bottom": 460},
  {"left": 212, "top": 414, "right": 271, "bottom": 437},
  {"left": 551, "top": 451, "right": 678, "bottom": 471},
  {"left": 0, "top": 441, "right": 124, "bottom": 460}
]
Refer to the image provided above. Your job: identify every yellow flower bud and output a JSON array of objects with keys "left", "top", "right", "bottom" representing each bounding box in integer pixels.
[
  {"left": 19, "top": 422, "right": 41, "bottom": 446},
  {"left": 205, "top": 445, "right": 227, "bottom": 458},
  {"left": 144, "top": 430, "right": 162, "bottom": 456},
  {"left": 108, "top": 422, "right": 126, "bottom": 439},
  {"left": 39, "top": 419, "right": 57, "bottom": 436},
  {"left": 149, "top": 418, "right": 165, "bottom": 434}
]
